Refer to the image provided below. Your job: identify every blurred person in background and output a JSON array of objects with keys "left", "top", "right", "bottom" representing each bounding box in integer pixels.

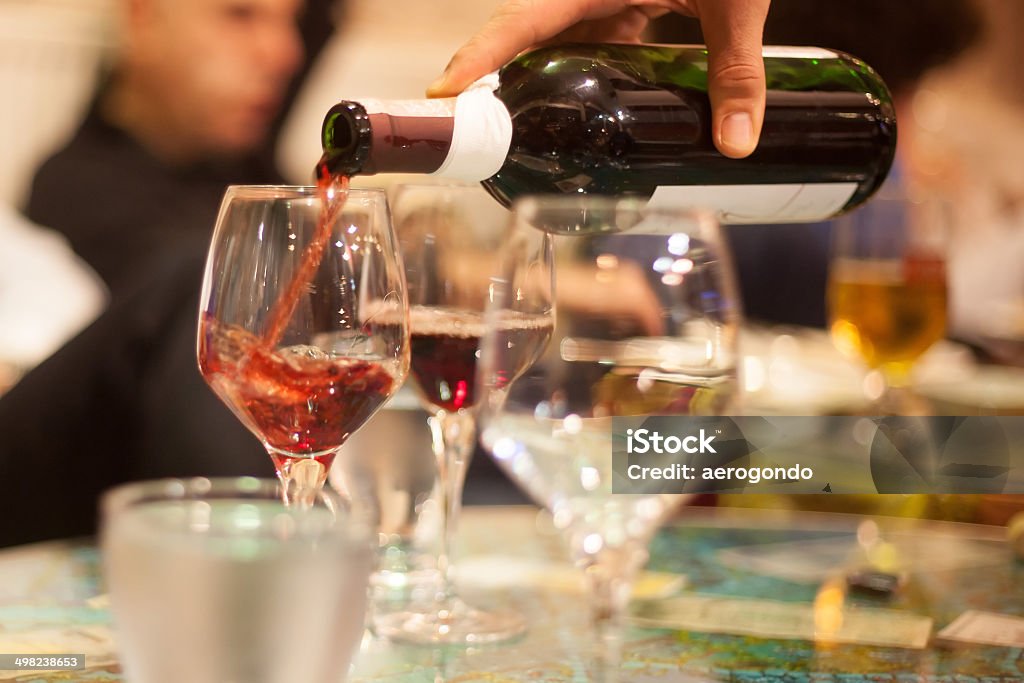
[
  {"left": 908, "top": 0, "right": 1024, "bottom": 366},
  {"left": 0, "top": 0, "right": 337, "bottom": 547},
  {"left": 907, "top": 0, "right": 1024, "bottom": 523},
  {"left": 25, "top": 0, "right": 333, "bottom": 297}
]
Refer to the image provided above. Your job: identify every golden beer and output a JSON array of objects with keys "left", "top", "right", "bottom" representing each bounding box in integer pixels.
[{"left": 828, "top": 255, "right": 947, "bottom": 376}]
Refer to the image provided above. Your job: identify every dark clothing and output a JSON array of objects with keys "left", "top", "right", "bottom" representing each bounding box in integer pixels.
[
  {"left": 724, "top": 222, "right": 831, "bottom": 329},
  {"left": 0, "top": 245, "right": 271, "bottom": 547},
  {"left": 26, "top": 108, "right": 280, "bottom": 296}
]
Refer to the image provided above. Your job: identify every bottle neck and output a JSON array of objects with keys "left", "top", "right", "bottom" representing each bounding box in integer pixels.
[
  {"left": 322, "top": 78, "right": 513, "bottom": 182},
  {"left": 366, "top": 111, "right": 455, "bottom": 174},
  {"left": 322, "top": 99, "right": 457, "bottom": 176}
]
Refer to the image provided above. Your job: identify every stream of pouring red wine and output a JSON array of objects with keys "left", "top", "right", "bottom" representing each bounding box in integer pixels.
[{"left": 261, "top": 167, "right": 350, "bottom": 349}]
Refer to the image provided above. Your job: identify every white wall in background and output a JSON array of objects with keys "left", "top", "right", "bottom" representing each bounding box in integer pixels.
[{"left": 0, "top": 0, "right": 117, "bottom": 208}]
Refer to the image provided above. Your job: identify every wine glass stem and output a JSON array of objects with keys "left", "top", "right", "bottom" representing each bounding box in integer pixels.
[
  {"left": 588, "top": 575, "right": 626, "bottom": 683},
  {"left": 428, "top": 411, "right": 474, "bottom": 607},
  {"left": 880, "top": 362, "right": 911, "bottom": 390},
  {"left": 276, "top": 456, "right": 329, "bottom": 508},
  {"left": 579, "top": 545, "right": 647, "bottom": 683},
  {"left": 877, "top": 364, "right": 923, "bottom": 414}
]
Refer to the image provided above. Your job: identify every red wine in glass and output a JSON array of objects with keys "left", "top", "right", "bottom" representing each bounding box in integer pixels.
[
  {"left": 409, "top": 306, "right": 553, "bottom": 413},
  {"left": 198, "top": 314, "right": 396, "bottom": 472}
]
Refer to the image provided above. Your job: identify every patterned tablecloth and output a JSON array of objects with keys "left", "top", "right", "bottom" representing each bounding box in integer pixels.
[{"left": 1, "top": 506, "right": 1021, "bottom": 682}]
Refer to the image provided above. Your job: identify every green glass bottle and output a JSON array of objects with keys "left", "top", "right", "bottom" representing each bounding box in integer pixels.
[{"left": 320, "top": 44, "right": 896, "bottom": 224}]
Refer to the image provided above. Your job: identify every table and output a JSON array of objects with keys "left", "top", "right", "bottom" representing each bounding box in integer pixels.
[{"left": 2, "top": 506, "right": 1022, "bottom": 682}]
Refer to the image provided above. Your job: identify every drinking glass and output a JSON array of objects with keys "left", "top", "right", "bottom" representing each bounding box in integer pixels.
[
  {"left": 198, "top": 186, "right": 409, "bottom": 505},
  {"left": 478, "top": 197, "right": 740, "bottom": 681},
  {"left": 828, "top": 195, "right": 948, "bottom": 413},
  {"left": 373, "top": 184, "right": 552, "bottom": 644},
  {"left": 101, "top": 477, "right": 374, "bottom": 683}
]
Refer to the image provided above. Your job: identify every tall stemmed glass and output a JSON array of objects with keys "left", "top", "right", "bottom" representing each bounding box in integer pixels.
[
  {"left": 198, "top": 186, "right": 409, "bottom": 506},
  {"left": 828, "top": 195, "right": 948, "bottom": 413},
  {"left": 478, "top": 197, "right": 740, "bottom": 681},
  {"left": 374, "top": 184, "right": 553, "bottom": 644}
]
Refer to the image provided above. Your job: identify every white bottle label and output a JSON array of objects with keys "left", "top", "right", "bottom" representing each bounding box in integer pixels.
[
  {"left": 431, "top": 73, "right": 512, "bottom": 182},
  {"left": 648, "top": 183, "right": 859, "bottom": 224}
]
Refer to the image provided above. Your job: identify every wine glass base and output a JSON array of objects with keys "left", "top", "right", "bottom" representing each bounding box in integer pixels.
[{"left": 373, "top": 598, "right": 526, "bottom": 645}]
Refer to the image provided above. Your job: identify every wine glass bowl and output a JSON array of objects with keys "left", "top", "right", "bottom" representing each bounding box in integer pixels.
[
  {"left": 197, "top": 186, "right": 408, "bottom": 503},
  {"left": 827, "top": 194, "right": 948, "bottom": 412},
  {"left": 478, "top": 196, "right": 740, "bottom": 681}
]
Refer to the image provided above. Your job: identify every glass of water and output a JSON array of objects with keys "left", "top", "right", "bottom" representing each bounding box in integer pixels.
[{"left": 101, "top": 477, "right": 374, "bottom": 683}]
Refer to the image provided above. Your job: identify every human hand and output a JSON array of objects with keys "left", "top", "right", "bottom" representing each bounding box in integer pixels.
[
  {"left": 429, "top": 0, "right": 770, "bottom": 158},
  {"left": 556, "top": 260, "right": 665, "bottom": 337}
]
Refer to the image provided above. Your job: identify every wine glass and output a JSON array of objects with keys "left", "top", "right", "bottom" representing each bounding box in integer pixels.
[
  {"left": 373, "top": 183, "right": 553, "bottom": 644},
  {"left": 828, "top": 194, "right": 948, "bottom": 413},
  {"left": 478, "top": 196, "right": 740, "bottom": 681},
  {"left": 197, "top": 185, "right": 409, "bottom": 505}
]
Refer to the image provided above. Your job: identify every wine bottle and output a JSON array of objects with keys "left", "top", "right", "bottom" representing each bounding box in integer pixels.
[{"left": 320, "top": 44, "right": 897, "bottom": 224}]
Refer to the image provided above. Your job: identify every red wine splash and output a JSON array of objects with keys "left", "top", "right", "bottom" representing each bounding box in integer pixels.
[{"left": 199, "top": 314, "right": 394, "bottom": 461}]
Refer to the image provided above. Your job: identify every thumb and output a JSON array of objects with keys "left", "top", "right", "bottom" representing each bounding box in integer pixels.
[
  {"left": 428, "top": 33, "right": 514, "bottom": 98},
  {"left": 695, "top": 0, "right": 769, "bottom": 158}
]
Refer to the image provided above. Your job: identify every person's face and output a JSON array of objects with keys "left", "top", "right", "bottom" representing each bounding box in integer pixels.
[{"left": 132, "top": 0, "right": 305, "bottom": 155}]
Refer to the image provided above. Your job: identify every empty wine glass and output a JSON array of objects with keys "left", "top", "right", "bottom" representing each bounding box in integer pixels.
[
  {"left": 478, "top": 196, "right": 740, "bottom": 681},
  {"left": 373, "top": 184, "right": 553, "bottom": 644},
  {"left": 197, "top": 186, "right": 409, "bottom": 505},
  {"left": 828, "top": 194, "right": 948, "bottom": 413}
]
